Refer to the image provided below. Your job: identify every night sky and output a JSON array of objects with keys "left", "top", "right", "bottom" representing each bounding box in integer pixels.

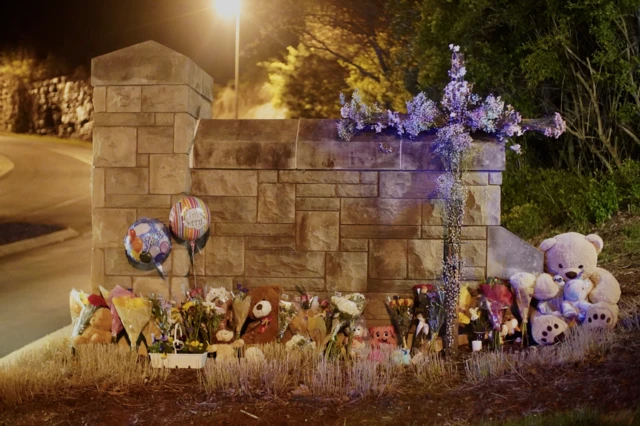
[{"left": 0, "top": 0, "right": 287, "bottom": 85}]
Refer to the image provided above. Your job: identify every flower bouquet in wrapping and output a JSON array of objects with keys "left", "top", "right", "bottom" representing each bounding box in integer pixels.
[
  {"left": 203, "top": 286, "right": 231, "bottom": 341},
  {"left": 71, "top": 292, "right": 108, "bottom": 348},
  {"left": 325, "top": 293, "right": 366, "bottom": 359},
  {"left": 480, "top": 279, "right": 513, "bottom": 350},
  {"left": 384, "top": 296, "right": 414, "bottom": 349},
  {"left": 113, "top": 296, "right": 152, "bottom": 351},
  {"left": 426, "top": 286, "right": 446, "bottom": 349},
  {"left": 278, "top": 297, "right": 298, "bottom": 342},
  {"left": 69, "top": 289, "right": 88, "bottom": 327},
  {"left": 99, "top": 285, "right": 134, "bottom": 342},
  {"left": 231, "top": 283, "right": 251, "bottom": 339},
  {"left": 509, "top": 273, "right": 535, "bottom": 346}
]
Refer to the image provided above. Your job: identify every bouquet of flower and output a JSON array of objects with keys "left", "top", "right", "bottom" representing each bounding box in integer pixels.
[
  {"left": 69, "top": 289, "right": 87, "bottom": 327},
  {"left": 426, "top": 286, "right": 446, "bottom": 347},
  {"left": 203, "top": 286, "right": 231, "bottom": 339},
  {"left": 469, "top": 307, "right": 488, "bottom": 340},
  {"left": 480, "top": 279, "right": 513, "bottom": 350},
  {"left": 99, "top": 285, "right": 134, "bottom": 342},
  {"left": 325, "top": 293, "right": 366, "bottom": 359},
  {"left": 278, "top": 298, "right": 298, "bottom": 342},
  {"left": 70, "top": 292, "right": 109, "bottom": 347},
  {"left": 509, "top": 275, "right": 535, "bottom": 346},
  {"left": 231, "top": 283, "right": 251, "bottom": 339},
  {"left": 112, "top": 296, "right": 152, "bottom": 351},
  {"left": 385, "top": 296, "right": 414, "bottom": 349},
  {"left": 148, "top": 295, "right": 174, "bottom": 354},
  {"left": 204, "top": 287, "right": 232, "bottom": 315}
]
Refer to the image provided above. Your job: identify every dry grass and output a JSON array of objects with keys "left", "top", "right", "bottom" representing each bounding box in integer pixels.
[
  {"left": 618, "top": 296, "right": 640, "bottom": 331},
  {"left": 465, "top": 326, "right": 615, "bottom": 383},
  {"left": 200, "top": 344, "right": 402, "bottom": 399},
  {"left": 410, "top": 351, "right": 458, "bottom": 386},
  {"left": 0, "top": 338, "right": 168, "bottom": 406}
]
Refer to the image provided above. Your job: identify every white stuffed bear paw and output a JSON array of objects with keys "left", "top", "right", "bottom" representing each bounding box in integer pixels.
[
  {"left": 532, "top": 315, "right": 568, "bottom": 345},
  {"left": 584, "top": 303, "right": 618, "bottom": 329}
]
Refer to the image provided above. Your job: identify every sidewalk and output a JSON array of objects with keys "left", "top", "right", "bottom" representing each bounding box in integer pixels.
[{"left": 0, "top": 154, "right": 14, "bottom": 179}]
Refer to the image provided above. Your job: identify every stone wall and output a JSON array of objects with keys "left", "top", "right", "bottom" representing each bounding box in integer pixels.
[
  {"left": 91, "top": 41, "right": 541, "bottom": 326},
  {"left": 0, "top": 76, "right": 93, "bottom": 140}
]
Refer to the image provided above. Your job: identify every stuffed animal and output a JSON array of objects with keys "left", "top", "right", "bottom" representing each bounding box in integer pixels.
[
  {"left": 369, "top": 325, "right": 397, "bottom": 347},
  {"left": 561, "top": 277, "right": 593, "bottom": 320},
  {"left": 514, "top": 232, "right": 620, "bottom": 345},
  {"left": 346, "top": 320, "right": 369, "bottom": 358},
  {"left": 241, "top": 286, "right": 281, "bottom": 345},
  {"left": 72, "top": 307, "right": 113, "bottom": 346},
  {"left": 207, "top": 329, "right": 244, "bottom": 361}
]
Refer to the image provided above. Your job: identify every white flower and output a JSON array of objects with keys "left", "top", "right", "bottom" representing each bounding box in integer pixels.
[
  {"left": 205, "top": 287, "right": 231, "bottom": 304},
  {"left": 509, "top": 144, "right": 522, "bottom": 155},
  {"left": 331, "top": 296, "right": 360, "bottom": 317},
  {"left": 469, "top": 307, "right": 480, "bottom": 321}
]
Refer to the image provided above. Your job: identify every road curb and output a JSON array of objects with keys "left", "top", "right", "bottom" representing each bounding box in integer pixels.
[
  {"left": 0, "top": 228, "right": 80, "bottom": 258},
  {"left": 0, "top": 154, "right": 14, "bottom": 179},
  {"left": 0, "top": 324, "right": 73, "bottom": 367}
]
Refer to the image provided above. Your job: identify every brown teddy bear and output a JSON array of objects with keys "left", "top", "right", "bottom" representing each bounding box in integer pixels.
[
  {"left": 73, "top": 307, "right": 112, "bottom": 346},
  {"left": 207, "top": 329, "right": 244, "bottom": 361},
  {"left": 241, "top": 286, "right": 281, "bottom": 345}
]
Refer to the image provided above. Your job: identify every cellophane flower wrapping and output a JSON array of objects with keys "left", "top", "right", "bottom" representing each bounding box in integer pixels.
[
  {"left": 278, "top": 299, "right": 298, "bottom": 342},
  {"left": 426, "top": 287, "right": 446, "bottom": 344},
  {"left": 513, "top": 284, "right": 533, "bottom": 345},
  {"left": 231, "top": 284, "right": 251, "bottom": 339},
  {"left": 325, "top": 293, "right": 366, "bottom": 358},
  {"left": 113, "top": 296, "right": 152, "bottom": 351},
  {"left": 69, "top": 289, "right": 87, "bottom": 327},
  {"left": 384, "top": 296, "right": 414, "bottom": 349},
  {"left": 100, "top": 285, "right": 134, "bottom": 340},
  {"left": 71, "top": 293, "right": 107, "bottom": 345}
]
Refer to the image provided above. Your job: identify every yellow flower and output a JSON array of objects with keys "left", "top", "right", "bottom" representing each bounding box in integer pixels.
[
  {"left": 458, "top": 312, "right": 471, "bottom": 325},
  {"left": 182, "top": 301, "right": 195, "bottom": 311}
]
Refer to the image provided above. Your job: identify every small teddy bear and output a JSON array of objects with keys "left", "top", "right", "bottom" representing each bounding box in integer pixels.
[
  {"left": 72, "top": 307, "right": 113, "bottom": 346},
  {"left": 562, "top": 277, "right": 593, "bottom": 321},
  {"left": 207, "top": 329, "right": 244, "bottom": 361}
]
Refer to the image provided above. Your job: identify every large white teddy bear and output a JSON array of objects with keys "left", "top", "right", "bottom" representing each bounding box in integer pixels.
[{"left": 517, "top": 232, "right": 621, "bottom": 345}]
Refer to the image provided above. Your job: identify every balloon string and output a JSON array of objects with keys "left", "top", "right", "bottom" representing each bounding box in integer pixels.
[{"left": 190, "top": 241, "right": 197, "bottom": 290}]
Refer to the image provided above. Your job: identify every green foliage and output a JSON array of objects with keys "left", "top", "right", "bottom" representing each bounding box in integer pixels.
[
  {"left": 481, "top": 408, "right": 636, "bottom": 426},
  {"left": 502, "top": 160, "right": 640, "bottom": 240}
]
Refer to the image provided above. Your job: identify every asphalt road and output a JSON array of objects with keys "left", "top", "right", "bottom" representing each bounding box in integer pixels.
[{"left": 0, "top": 134, "right": 92, "bottom": 358}]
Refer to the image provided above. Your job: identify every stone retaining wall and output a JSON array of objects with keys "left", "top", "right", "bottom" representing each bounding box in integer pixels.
[{"left": 91, "top": 41, "right": 541, "bottom": 325}]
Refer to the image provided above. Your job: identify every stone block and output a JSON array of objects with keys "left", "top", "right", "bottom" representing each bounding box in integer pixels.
[
  {"left": 91, "top": 248, "right": 105, "bottom": 289},
  {"left": 216, "top": 223, "right": 295, "bottom": 237},
  {"left": 93, "top": 127, "right": 137, "bottom": 167},
  {"left": 489, "top": 172, "right": 502, "bottom": 185},
  {"left": 174, "top": 113, "right": 196, "bottom": 154},
  {"left": 200, "top": 276, "right": 234, "bottom": 290},
  {"left": 132, "top": 277, "right": 170, "bottom": 298},
  {"left": 138, "top": 126, "right": 173, "bottom": 153},
  {"left": 360, "top": 172, "right": 378, "bottom": 184},
  {"left": 327, "top": 252, "right": 368, "bottom": 292},
  {"left": 91, "top": 167, "right": 105, "bottom": 208},
  {"left": 400, "top": 136, "right": 440, "bottom": 170},
  {"left": 191, "top": 170, "right": 258, "bottom": 196},
  {"left": 487, "top": 226, "right": 544, "bottom": 279},
  {"left": 340, "top": 239, "right": 368, "bottom": 252},
  {"left": 137, "top": 155, "right": 149, "bottom": 167},
  {"left": 141, "top": 85, "right": 190, "bottom": 113},
  {"left": 201, "top": 196, "right": 256, "bottom": 223},
  {"left": 92, "top": 208, "right": 136, "bottom": 247},
  {"left": 468, "top": 137, "right": 506, "bottom": 171},
  {"left": 297, "top": 119, "right": 400, "bottom": 169},
  {"left": 258, "top": 183, "right": 295, "bottom": 223},
  {"left": 367, "top": 280, "right": 429, "bottom": 293},
  {"left": 279, "top": 170, "right": 360, "bottom": 184},
  {"left": 205, "top": 236, "right": 245, "bottom": 276},
  {"left": 462, "top": 240, "right": 487, "bottom": 267},
  {"left": 422, "top": 226, "right": 444, "bottom": 239},
  {"left": 422, "top": 199, "right": 445, "bottom": 225},
  {"left": 296, "top": 198, "right": 340, "bottom": 211},
  {"left": 94, "top": 112, "right": 155, "bottom": 126},
  {"left": 105, "top": 168, "right": 148, "bottom": 194},
  {"left": 296, "top": 184, "right": 336, "bottom": 198},
  {"left": 235, "top": 277, "right": 326, "bottom": 292},
  {"left": 462, "top": 267, "right": 486, "bottom": 281},
  {"left": 245, "top": 237, "right": 296, "bottom": 251},
  {"left": 171, "top": 244, "right": 191, "bottom": 277},
  {"left": 463, "top": 172, "right": 489, "bottom": 185},
  {"left": 340, "top": 225, "right": 420, "bottom": 239},
  {"left": 407, "top": 240, "right": 443, "bottom": 279},
  {"left": 149, "top": 154, "right": 190, "bottom": 194},
  {"left": 369, "top": 239, "right": 407, "bottom": 279},
  {"left": 245, "top": 251, "right": 325, "bottom": 278},
  {"left": 465, "top": 186, "right": 500, "bottom": 226},
  {"left": 380, "top": 172, "right": 439, "bottom": 198},
  {"left": 103, "top": 276, "right": 132, "bottom": 291},
  {"left": 341, "top": 198, "right": 421, "bottom": 225},
  {"left": 296, "top": 211, "right": 339, "bottom": 251},
  {"left": 107, "top": 86, "right": 141, "bottom": 112},
  {"left": 104, "top": 247, "right": 172, "bottom": 276},
  {"left": 462, "top": 226, "right": 487, "bottom": 240},
  {"left": 336, "top": 184, "right": 378, "bottom": 197},
  {"left": 258, "top": 170, "right": 278, "bottom": 183},
  {"left": 155, "top": 113, "right": 174, "bottom": 126},
  {"left": 362, "top": 293, "right": 410, "bottom": 321},
  {"left": 193, "top": 120, "right": 297, "bottom": 169},
  {"left": 93, "top": 87, "right": 106, "bottom": 112},
  {"left": 170, "top": 277, "right": 190, "bottom": 303},
  {"left": 106, "top": 194, "right": 171, "bottom": 208}
]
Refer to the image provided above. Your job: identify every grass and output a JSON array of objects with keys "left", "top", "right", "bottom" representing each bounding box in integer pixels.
[
  {"left": 0, "top": 338, "right": 167, "bottom": 406},
  {"left": 481, "top": 408, "right": 639, "bottom": 426}
]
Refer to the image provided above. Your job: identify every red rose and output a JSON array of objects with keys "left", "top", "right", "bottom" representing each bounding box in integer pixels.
[{"left": 87, "top": 294, "right": 107, "bottom": 308}]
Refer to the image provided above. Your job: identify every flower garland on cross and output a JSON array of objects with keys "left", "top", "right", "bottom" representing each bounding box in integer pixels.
[{"left": 337, "top": 44, "right": 566, "bottom": 355}]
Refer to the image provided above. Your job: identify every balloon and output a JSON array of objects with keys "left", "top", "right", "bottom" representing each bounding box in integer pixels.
[
  {"left": 124, "top": 218, "right": 172, "bottom": 278},
  {"left": 169, "top": 196, "right": 211, "bottom": 252}
]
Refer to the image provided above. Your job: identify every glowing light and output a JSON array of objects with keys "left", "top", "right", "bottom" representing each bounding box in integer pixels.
[{"left": 214, "top": 0, "right": 241, "bottom": 18}]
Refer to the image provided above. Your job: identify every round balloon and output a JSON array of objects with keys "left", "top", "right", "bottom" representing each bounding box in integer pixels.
[
  {"left": 124, "top": 218, "right": 172, "bottom": 278},
  {"left": 169, "top": 196, "right": 211, "bottom": 250}
]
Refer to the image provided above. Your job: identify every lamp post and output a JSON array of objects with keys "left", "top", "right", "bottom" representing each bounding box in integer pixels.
[{"left": 214, "top": 0, "right": 241, "bottom": 119}]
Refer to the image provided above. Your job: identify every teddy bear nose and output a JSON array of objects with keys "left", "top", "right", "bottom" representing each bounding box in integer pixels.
[{"left": 566, "top": 271, "right": 578, "bottom": 279}]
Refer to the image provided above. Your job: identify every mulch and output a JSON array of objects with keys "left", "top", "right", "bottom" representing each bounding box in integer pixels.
[{"left": 0, "top": 222, "right": 64, "bottom": 246}]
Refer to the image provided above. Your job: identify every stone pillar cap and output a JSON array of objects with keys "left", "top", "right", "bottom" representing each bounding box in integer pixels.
[{"left": 91, "top": 40, "right": 213, "bottom": 101}]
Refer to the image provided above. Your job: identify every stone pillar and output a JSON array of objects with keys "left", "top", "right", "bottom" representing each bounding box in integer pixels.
[{"left": 90, "top": 40, "right": 213, "bottom": 296}]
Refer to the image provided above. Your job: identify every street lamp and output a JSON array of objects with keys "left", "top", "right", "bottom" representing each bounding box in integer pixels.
[{"left": 214, "top": 0, "right": 241, "bottom": 119}]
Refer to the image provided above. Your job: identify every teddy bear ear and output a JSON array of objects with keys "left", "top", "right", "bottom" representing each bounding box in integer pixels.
[
  {"left": 585, "top": 234, "right": 604, "bottom": 253},
  {"left": 539, "top": 238, "right": 557, "bottom": 252}
]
